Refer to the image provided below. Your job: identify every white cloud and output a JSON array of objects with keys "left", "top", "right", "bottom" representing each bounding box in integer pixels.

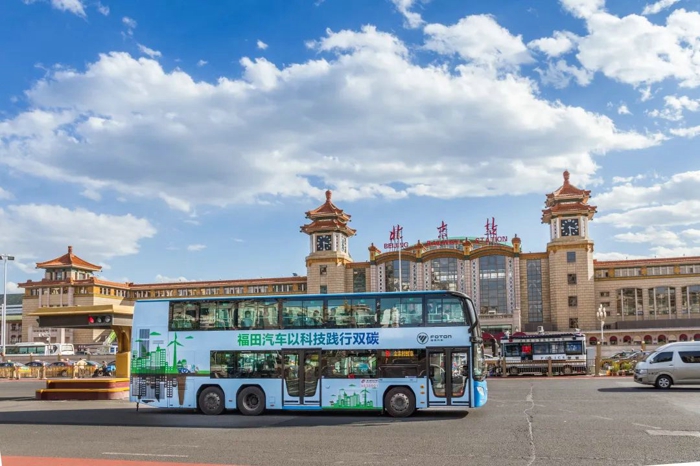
[
  {"left": 197, "top": 60, "right": 208, "bottom": 67},
  {"left": 96, "top": 2, "right": 109, "bottom": 15},
  {"left": 424, "top": 15, "right": 533, "bottom": 69},
  {"left": 670, "top": 125, "right": 700, "bottom": 137},
  {"left": 0, "top": 204, "right": 156, "bottom": 273},
  {"left": 122, "top": 16, "right": 137, "bottom": 35},
  {"left": 528, "top": 31, "right": 579, "bottom": 57},
  {"left": 187, "top": 244, "right": 206, "bottom": 252},
  {"left": 535, "top": 59, "right": 594, "bottom": 88},
  {"left": 155, "top": 274, "right": 192, "bottom": 283},
  {"left": 0, "top": 26, "right": 660, "bottom": 211},
  {"left": 80, "top": 188, "right": 101, "bottom": 201},
  {"left": 614, "top": 226, "right": 684, "bottom": 246},
  {"left": 5, "top": 281, "right": 20, "bottom": 294},
  {"left": 611, "top": 174, "right": 646, "bottom": 184},
  {"left": 0, "top": 187, "right": 13, "bottom": 200},
  {"left": 391, "top": 0, "right": 424, "bottom": 29},
  {"left": 560, "top": 0, "right": 605, "bottom": 19},
  {"left": 571, "top": 8, "right": 700, "bottom": 88},
  {"left": 594, "top": 251, "right": 649, "bottom": 261},
  {"left": 642, "top": 0, "right": 680, "bottom": 16},
  {"left": 256, "top": 40, "right": 268, "bottom": 50},
  {"left": 23, "top": 0, "right": 86, "bottom": 17},
  {"left": 648, "top": 95, "right": 700, "bottom": 121},
  {"left": 137, "top": 44, "right": 162, "bottom": 59},
  {"left": 618, "top": 104, "right": 631, "bottom": 114},
  {"left": 596, "top": 170, "right": 700, "bottom": 212}
]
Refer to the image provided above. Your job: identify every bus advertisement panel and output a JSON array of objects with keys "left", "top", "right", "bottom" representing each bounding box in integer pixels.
[{"left": 129, "top": 291, "right": 487, "bottom": 417}]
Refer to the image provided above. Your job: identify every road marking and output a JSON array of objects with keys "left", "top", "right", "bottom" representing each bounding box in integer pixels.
[
  {"left": 102, "top": 453, "right": 189, "bottom": 458},
  {"left": 635, "top": 423, "right": 661, "bottom": 429},
  {"left": 646, "top": 430, "right": 700, "bottom": 438},
  {"left": 591, "top": 415, "right": 613, "bottom": 421}
]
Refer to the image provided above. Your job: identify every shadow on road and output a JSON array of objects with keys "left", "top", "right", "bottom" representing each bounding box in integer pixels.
[
  {"left": 0, "top": 404, "right": 469, "bottom": 429},
  {"left": 598, "top": 386, "right": 700, "bottom": 393}
]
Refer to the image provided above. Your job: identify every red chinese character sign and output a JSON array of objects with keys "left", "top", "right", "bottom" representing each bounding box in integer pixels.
[
  {"left": 437, "top": 221, "right": 448, "bottom": 240},
  {"left": 473, "top": 217, "right": 508, "bottom": 244},
  {"left": 384, "top": 224, "right": 408, "bottom": 250}
]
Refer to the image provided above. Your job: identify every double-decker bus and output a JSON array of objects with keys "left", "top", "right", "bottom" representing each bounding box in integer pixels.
[
  {"left": 500, "top": 332, "right": 587, "bottom": 376},
  {"left": 129, "top": 290, "right": 487, "bottom": 417}
]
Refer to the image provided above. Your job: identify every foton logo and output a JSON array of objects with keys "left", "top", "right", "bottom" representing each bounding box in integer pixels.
[
  {"left": 417, "top": 333, "right": 453, "bottom": 344},
  {"left": 417, "top": 333, "right": 429, "bottom": 344}
]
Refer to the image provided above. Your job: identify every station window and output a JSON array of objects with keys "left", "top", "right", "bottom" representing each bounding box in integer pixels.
[
  {"left": 567, "top": 274, "right": 577, "bottom": 285},
  {"left": 567, "top": 252, "right": 576, "bottom": 263}
]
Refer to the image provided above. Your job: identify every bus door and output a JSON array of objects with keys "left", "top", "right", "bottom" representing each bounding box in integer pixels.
[
  {"left": 282, "top": 349, "right": 321, "bottom": 407},
  {"left": 427, "top": 348, "right": 470, "bottom": 407}
]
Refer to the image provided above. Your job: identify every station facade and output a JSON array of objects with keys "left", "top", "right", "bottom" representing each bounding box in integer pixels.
[{"left": 17, "top": 172, "right": 700, "bottom": 347}]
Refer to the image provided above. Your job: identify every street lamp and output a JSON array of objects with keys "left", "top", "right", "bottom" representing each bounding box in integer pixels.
[
  {"left": 1, "top": 254, "right": 15, "bottom": 356},
  {"left": 596, "top": 303, "right": 606, "bottom": 346}
]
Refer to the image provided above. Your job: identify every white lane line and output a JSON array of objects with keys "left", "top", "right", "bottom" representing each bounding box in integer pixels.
[
  {"left": 646, "top": 430, "right": 700, "bottom": 438},
  {"left": 103, "top": 452, "right": 189, "bottom": 458},
  {"left": 635, "top": 423, "right": 661, "bottom": 429},
  {"left": 592, "top": 416, "right": 614, "bottom": 421}
]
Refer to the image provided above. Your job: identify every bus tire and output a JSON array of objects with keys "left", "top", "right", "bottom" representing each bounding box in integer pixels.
[
  {"left": 384, "top": 387, "right": 415, "bottom": 418},
  {"left": 562, "top": 366, "right": 573, "bottom": 376},
  {"left": 198, "top": 386, "right": 225, "bottom": 415},
  {"left": 237, "top": 386, "right": 266, "bottom": 416},
  {"left": 508, "top": 366, "right": 519, "bottom": 376}
]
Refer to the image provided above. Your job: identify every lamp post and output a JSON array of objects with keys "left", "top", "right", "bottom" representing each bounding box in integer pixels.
[
  {"left": 596, "top": 304, "right": 606, "bottom": 346},
  {"left": 1, "top": 254, "right": 16, "bottom": 356}
]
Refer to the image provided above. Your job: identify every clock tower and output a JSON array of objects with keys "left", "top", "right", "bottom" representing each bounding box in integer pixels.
[
  {"left": 541, "top": 171, "right": 597, "bottom": 332},
  {"left": 300, "top": 190, "right": 356, "bottom": 294}
]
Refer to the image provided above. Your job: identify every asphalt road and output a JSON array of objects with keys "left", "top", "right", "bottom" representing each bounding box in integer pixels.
[{"left": 0, "top": 377, "right": 699, "bottom": 466}]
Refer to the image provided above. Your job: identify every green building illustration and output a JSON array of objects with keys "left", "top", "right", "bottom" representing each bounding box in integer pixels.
[{"left": 329, "top": 386, "right": 375, "bottom": 409}]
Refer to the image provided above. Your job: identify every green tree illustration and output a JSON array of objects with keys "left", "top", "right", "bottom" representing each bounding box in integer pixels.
[{"left": 167, "top": 333, "right": 184, "bottom": 371}]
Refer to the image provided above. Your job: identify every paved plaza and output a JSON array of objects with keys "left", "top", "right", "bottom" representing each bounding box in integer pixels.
[{"left": 0, "top": 377, "right": 699, "bottom": 466}]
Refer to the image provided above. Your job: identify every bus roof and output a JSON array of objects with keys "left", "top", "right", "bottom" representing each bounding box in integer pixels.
[{"left": 136, "top": 290, "right": 471, "bottom": 304}]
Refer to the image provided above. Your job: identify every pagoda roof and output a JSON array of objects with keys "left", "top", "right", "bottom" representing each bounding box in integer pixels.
[
  {"left": 35, "top": 246, "right": 102, "bottom": 271},
  {"left": 545, "top": 170, "right": 591, "bottom": 206},
  {"left": 304, "top": 190, "right": 351, "bottom": 221},
  {"left": 301, "top": 190, "right": 356, "bottom": 237}
]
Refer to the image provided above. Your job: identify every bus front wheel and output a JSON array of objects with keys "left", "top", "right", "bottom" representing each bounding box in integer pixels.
[
  {"left": 237, "top": 386, "right": 266, "bottom": 416},
  {"left": 198, "top": 387, "right": 225, "bottom": 415},
  {"left": 384, "top": 387, "right": 415, "bottom": 418}
]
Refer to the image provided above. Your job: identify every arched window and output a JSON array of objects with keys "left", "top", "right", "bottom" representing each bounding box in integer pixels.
[
  {"left": 643, "top": 335, "right": 653, "bottom": 344},
  {"left": 430, "top": 257, "right": 459, "bottom": 291},
  {"left": 589, "top": 336, "right": 597, "bottom": 345},
  {"left": 479, "top": 255, "right": 507, "bottom": 315},
  {"left": 679, "top": 334, "right": 688, "bottom": 342},
  {"left": 657, "top": 335, "right": 667, "bottom": 344},
  {"left": 694, "top": 334, "right": 700, "bottom": 341},
  {"left": 623, "top": 335, "right": 632, "bottom": 344},
  {"left": 609, "top": 336, "right": 618, "bottom": 345}
]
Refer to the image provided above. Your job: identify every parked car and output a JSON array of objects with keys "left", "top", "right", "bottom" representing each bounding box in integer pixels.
[
  {"left": 48, "top": 361, "right": 73, "bottom": 376},
  {"left": 25, "top": 360, "right": 49, "bottom": 367},
  {"left": 0, "top": 361, "right": 31, "bottom": 375},
  {"left": 602, "top": 350, "right": 643, "bottom": 369}
]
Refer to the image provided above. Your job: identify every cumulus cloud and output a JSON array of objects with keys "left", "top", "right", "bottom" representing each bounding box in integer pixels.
[
  {"left": 155, "top": 274, "right": 193, "bottom": 283},
  {"left": 648, "top": 95, "right": 700, "bottom": 121},
  {"left": 0, "top": 187, "right": 13, "bottom": 200},
  {"left": 535, "top": 59, "right": 594, "bottom": 88},
  {"left": 596, "top": 170, "right": 700, "bottom": 212},
  {"left": 256, "top": 40, "right": 268, "bottom": 50},
  {"left": 0, "top": 204, "right": 156, "bottom": 273},
  {"left": 617, "top": 104, "right": 631, "bottom": 114},
  {"left": 0, "top": 24, "right": 660, "bottom": 213},
  {"left": 197, "top": 60, "right": 208, "bottom": 67},
  {"left": 670, "top": 125, "right": 700, "bottom": 138},
  {"left": 391, "top": 0, "right": 424, "bottom": 29},
  {"left": 569, "top": 6, "right": 700, "bottom": 88},
  {"left": 528, "top": 31, "right": 579, "bottom": 57},
  {"left": 424, "top": 15, "right": 533, "bottom": 69},
  {"left": 187, "top": 244, "right": 206, "bottom": 252},
  {"left": 5, "top": 282, "right": 21, "bottom": 294},
  {"left": 137, "top": 44, "right": 162, "bottom": 58},
  {"left": 642, "top": 0, "right": 680, "bottom": 16}
]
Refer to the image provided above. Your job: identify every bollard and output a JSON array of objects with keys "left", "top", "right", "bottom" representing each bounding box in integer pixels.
[
  {"left": 595, "top": 342, "right": 602, "bottom": 377},
  {"left": 501, "top": 358, "right": 508, "bottom": 378},
  {"left": 40, "top": 365, "right": 46, "bottom": 380},
  {"left": 547, "top": 358, "right": 553, "bottom": 377}
]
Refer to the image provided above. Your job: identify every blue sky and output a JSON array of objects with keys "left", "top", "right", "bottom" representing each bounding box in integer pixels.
[{"left": 2, "top": 0, "right": 700, "bottom": 291}]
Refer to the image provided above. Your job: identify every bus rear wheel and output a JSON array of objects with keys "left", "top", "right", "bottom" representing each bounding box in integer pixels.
[
  {"left": 384, "top": 387, "right": 415, "bottom": 418},
  {"left": 237, "top": 386, "right": 266, "bottom": 416},
  {"left": 198, "top": 387, "right": 225, "bottom": 415},
  {"left": 562, "top": 366, "right": 573, "bottom": 376}
]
